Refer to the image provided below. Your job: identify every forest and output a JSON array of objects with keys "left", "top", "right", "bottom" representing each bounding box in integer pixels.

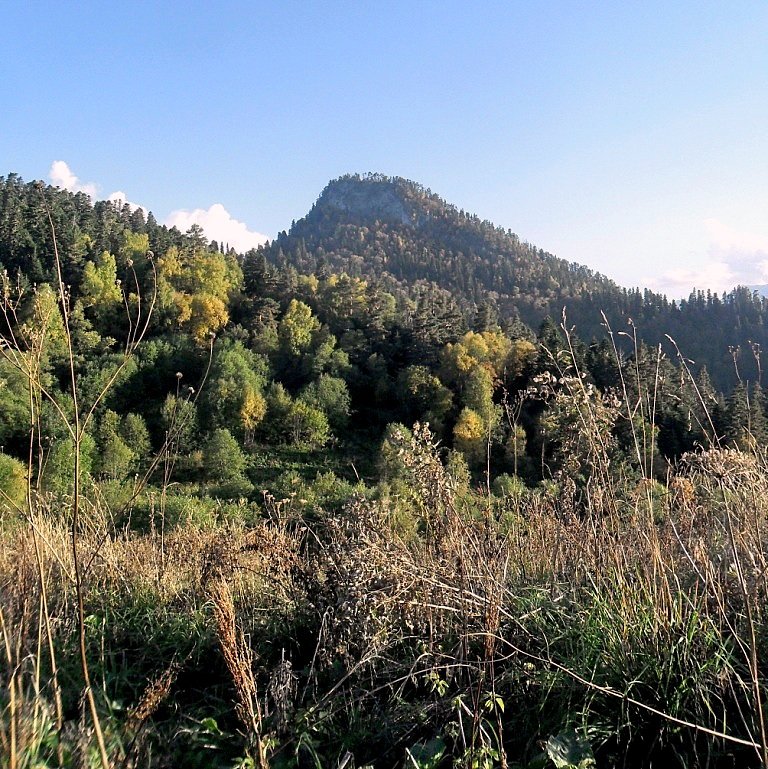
[{"left": 2, "top": 171, "right": 768, "bottom": 768}]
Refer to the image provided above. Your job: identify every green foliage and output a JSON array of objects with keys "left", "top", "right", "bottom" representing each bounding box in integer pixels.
[
  {"left": 544, "top": 732, "right": 595, "bottom": 769},
  {"left": 261, "top": 382, "right": 293, "bottom": 442},
  {"left": 127, "top": 490, "right": 259, "bottom": 530},
  {"left": 118, "top": 230, "right": 152, "bottom": 275},
  {"left": 536, "top": 372, "right": 620, "bottom": 486},
  {"left": 95, "top": 409, "right": 136, "bottom": 480},
  {"left": 0, "top": 358, "right": 31, "bottom": 454},
  {"left": 286, "top": 400, "right": 330, "bottom": 448},
  {"left": 21, "top": 283, "right": 68, "bottom": 368},
  {"left": 406, "top": 737, "right": 446, "bottom": 769},
  {"left": 0, "top": 452, "right": 27, "bottom": 510},
  {"left": 278, "top": 299, "right": 319, "bottom": 357},
  {"left": 446, "top": 448, "right": 471, "bottom": 490},
  {"left": 41, "top": 432, "right": 96, "bottom": 496},
  {"left": 201, "top": 340, "right": 268, "bottom": 439},
  {"left": 261, "top": 383, "right": 330, "bottom": 448},
  {"left": 268, "top": 469, "right": 363, "bottom": 518},
  {"left": 378, "top": 422, "right": 413, "bottom": 481},
  {"left": 203, "top": 428, "right": 247, "bottom": 482},
  {"left": 4, "top": 171, "right": 768, "bottom": 769},
  {"left": 80, "top": 249, "right": 123, "bottom": 328},
  {"left": 299, "top": 374, "right": 351, "bottom": 431},
  {"left": 161, "top": 393, "right": 198, "bottom": 455},
  {"left": 120, "top": 412, "right": 151, "bottom": 462},
  {"left": 209, "top": 474, "right": 255, "bottom": 500},
  {"left": 492, "top": 472, "right": 527, "bottom": 498},
  {"left": 157, "top": 245, "right": 241, "bottom": 343},
  {"left": 396, "top": 365, "right": 453, "bottom": 435}
]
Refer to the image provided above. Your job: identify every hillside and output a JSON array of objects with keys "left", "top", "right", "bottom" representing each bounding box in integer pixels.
[
  {"left": 266, "top": 173, "right": 768, "bottom": 388},
  {"left": 3, "top": 170, "right": 768, "bottom": 388},
  {"left": 270, "top": 174, "right": 623, "bottom": 332}
]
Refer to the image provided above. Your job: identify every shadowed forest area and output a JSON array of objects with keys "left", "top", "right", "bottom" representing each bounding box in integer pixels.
[{"left": 2, "top": 173, "right": 768, "bottom": 768}]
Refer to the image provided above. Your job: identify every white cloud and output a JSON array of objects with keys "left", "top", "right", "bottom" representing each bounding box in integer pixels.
[
  {"left": 107, "top": 190, "right": 148, "bottom": 216},
  {"left": 645, "top": 261, "right": 737, "bottom": 297},
  {"left": 47, "top": 162, "right": 268, "bottom": 251},
  {"left": 703, "top": 218, "right": 768, "bottom": 256},
  {"left": 645, "top": 218, "right": 768, "bottom": 297},
  {"left": 49, "top": 162, "right": 145, "bottom": 213},
  {"left": 48, "top": 160, "right": 98, "bottom": 197},
  {"left": 164, "top": 203, "right": 268, "bottom": 252}
]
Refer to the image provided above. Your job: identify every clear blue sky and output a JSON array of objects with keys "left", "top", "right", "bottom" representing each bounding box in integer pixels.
[{"left": 2, "top": 1, "right": 768, "bottom": 296}]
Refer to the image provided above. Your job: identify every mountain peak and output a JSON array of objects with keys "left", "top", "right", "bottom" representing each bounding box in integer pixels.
[{"left": 312, "top": 173, "right": 437, "bottom": 227}]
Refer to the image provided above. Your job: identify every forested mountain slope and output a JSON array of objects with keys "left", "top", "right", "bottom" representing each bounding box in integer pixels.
[
  {"left": 266, "top": 173, "right": 768, "bottom": 388},
  {"left": 3, "top": 170, "right": 768, "bottom": 390},
  {"left": 0, "top": 168, "right": 764, "bottom": 471}
]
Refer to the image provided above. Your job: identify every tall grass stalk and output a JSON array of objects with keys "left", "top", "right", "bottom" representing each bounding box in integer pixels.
[{"left": 0, "top": 185, "right": 157, "bottom": 768}]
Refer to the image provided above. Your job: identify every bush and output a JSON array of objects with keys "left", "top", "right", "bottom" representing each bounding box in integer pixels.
[
  {"left": 378, "top": 422, "right": 413, "bottom": 481},
  {"left": 286, "top": 401, "right": 330, "bottom": 448},
  {"left": 210, "top": 475, "right": 255, "bottom": 500},
  {"left": 300, "top": 374, "right": 351, "bottom": 431},
  {"left": 203, "top": 428, "right": 247, "bottom": 482},
  {"left": 0, "top": 452, "right": 27, "bottom": 511},
  {"left": 492, "top": 473, "right": 527, "bottom": 498},
  {"left": 128, "top": 491, "right": 236, "bottom": 530},
  {"left": 268, "top": 469, "right": 363, "bottom": 518},
  {"left": 41, "top": 433, "right": 96, "bottom": 496}
]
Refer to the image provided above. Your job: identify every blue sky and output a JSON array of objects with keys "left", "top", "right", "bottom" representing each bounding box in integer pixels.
[{"left": 2, "top": 1, "right": 768, "bottom": 296}]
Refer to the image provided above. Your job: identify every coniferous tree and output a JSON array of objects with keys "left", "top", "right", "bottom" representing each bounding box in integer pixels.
[
  {"left": 749, "top": 382, "right": 768, "bottom": 446},
  {"left": 726, "top": 382, "right": 751, "bottom": 448}
]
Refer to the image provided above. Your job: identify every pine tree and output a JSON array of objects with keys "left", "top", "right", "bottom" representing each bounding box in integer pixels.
[
  {"left": 725, "top": 382, "right": 750, "bottom": 448},
  {"left": 749, "top": 382, "right": 768, "bottom": 446}
]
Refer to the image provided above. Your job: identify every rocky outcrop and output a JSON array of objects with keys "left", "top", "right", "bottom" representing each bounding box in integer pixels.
[{"left": 313, "top": 176, "right": 417, "bottom": 226}]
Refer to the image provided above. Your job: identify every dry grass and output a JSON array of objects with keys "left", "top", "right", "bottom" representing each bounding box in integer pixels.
[{"left": 1, "top": 432, "right": 768, "bottom": 767}]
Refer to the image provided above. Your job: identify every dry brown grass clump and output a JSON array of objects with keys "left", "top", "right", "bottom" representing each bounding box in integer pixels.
[{"left": 3, "top": 433, "right": 768, "bottom": 767}]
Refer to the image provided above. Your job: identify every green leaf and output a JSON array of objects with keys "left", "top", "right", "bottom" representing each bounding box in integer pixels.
[
  {"left": 483, "top": 693, "right": 505, "bottom": 713},
  {"left": 200, "top": 716, "right": 224, "bottom": 735},
  {"left": 406, "top": 737, "right": 446, "bottom": 769},
  {"left": 545, "top": 732, "right": 595, "bottom": 769}
]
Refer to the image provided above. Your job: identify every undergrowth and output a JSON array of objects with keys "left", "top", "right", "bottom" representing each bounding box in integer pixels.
[{"left": 3, "top": 427, "right": 768, "bottom": 767}]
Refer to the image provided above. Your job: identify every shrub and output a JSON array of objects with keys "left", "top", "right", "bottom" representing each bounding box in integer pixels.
[
  {"left": 0, "top": 452, "right": 27, "bottom": 511},
  {"left": 300, "top": 374, "right": 351, "bottom": 430},
  {"left": 492, "top": 473, "right": 527, "bottom": 498},
  {"left": 203, "top": 428, "right": 247, "bottom": 482},
  {"left": 41, "top": 433, "right": 96, "bottom": 496},
  {"left": 286, "top": 401, "right": 330, "bottom": 448}
]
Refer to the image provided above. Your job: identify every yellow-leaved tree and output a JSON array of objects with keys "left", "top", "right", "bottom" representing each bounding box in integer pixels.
[
  {"left": 156, "top": 244, "right": 242, "bottom": 343},
  {"left": 453, "top": 407, "right": 488, "bottom": 467},
  {"left": 441, "top": 330, "right": 536, "bottom": 472},
  {"left": 80, "top": 250, "right": 123, "bottom": 330}
]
